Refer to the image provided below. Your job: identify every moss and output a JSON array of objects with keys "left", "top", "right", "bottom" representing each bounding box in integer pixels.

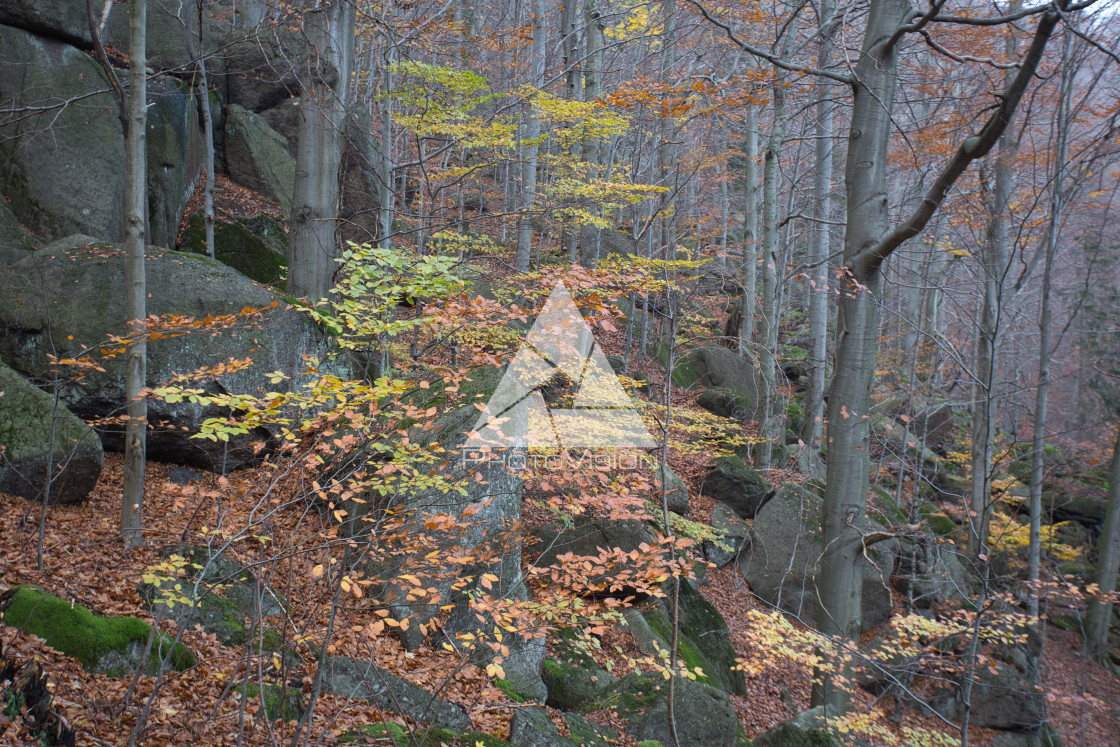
[
  {"left": 240, "top": 682, "right": 303, "bottom": 722},
  {"left": 638, "top": 742, "right": 667, "bottom": 747},
  {"left": 2, "top": 586, "right": 194, "bottom": 673},
  {"left": 918, "top": 503, "right": 958, "bottom": 538},
  {"left": 493, "top": 677, "right": 530, "bottom": 703},
  {"left": 641, "top": 611, "right": 719, "bottom": 690},
  {"left": 338, "top": 723, "right": 513, "bottom": 746},
  {"left": 179, "top": 214, "right": 288, "bottom": 285}
]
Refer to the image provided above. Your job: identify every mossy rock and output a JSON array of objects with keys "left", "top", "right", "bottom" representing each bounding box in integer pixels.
[
  {"left": 541, "top": 644, "right": 617, "bottom": 710},
  {"left": 918, "top": 503, "right": 958, "bottom": 538},
  {"left": 564, "top": 712, "right": 619, "bottom": 747},
  {"left": 752, "top": 706, "right": 843, "bottom": 746},
  {"left": 0, "top": 586, "right": 194, "bottom": 674},
  {"left": 179, "top": 214, "right": 288, "bottom": 285},
  {"left": 0, "top": 360, "right": 103, "bottom": 503},
  {"left": 339, "top": 722, "right": 514, "bottom": 746},
  {"left": 240, "top": 682, "right": 303, "bottom": 722},
  {"left": 589, "top": 673, "right": 740, "bottom": 747}
]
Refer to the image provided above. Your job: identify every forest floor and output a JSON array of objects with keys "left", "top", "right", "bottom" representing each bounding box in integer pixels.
[{"left": 2, "top": 316, "right": 1120, "bottom": 745}]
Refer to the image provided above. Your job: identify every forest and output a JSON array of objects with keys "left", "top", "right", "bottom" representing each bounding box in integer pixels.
[{"left": 1, "top": 0, "right": 1119, "bottom": 745}]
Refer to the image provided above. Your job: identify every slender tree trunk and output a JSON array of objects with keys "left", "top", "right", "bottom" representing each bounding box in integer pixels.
[
  {"left": 121, "top": 0, "right": 147, "bottom": 549},
  {"left": 579, "top": 0, "right": 604, "bottom": 267},
  {"left": 657, "top": 0, "right": 677, "bottom": 259},
  {"left": 378, "top": 49, "right": 395, "bottom": 249},
  {"left": 288, "top": 3, "right": 356, "bottom": 301},
  {"left": 801, "top": 2, "right": 834, "bottom": 474},
  {"left": 515, "top": 0, "right": 545, "bottom": 272},
  {"left": 1028, "top": 27, "right": 1074, "bottom": 620},
  {"left": 1087, "top": 424, "right": 1120, "bottom": 660},
  {"left": 560, "top": 0, "right": 581, "bottom": 262},
  {"left": 738, "top": 96, "right": 759, "bottom": 347},
  {"left": 753, "top": 25, "right": 797, "bottom": 471}
]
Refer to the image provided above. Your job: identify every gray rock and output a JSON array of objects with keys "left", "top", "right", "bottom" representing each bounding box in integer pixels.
[
  {"left": 532, "top": 516, "right": 657, "bottom": 597},
  {"left": 224, "top": 104, "right": 296, "bottom": 210},
  {"left": 696, "top": 388, "right": 753, "bottom": 420},
  {"left": 177, "top": 213, "right": 288, "bottom": 285},
  {"left": 106, "top": 0, "right": 211, "bottom": 73},
  {"left": 138, "top": 545, "right": 286, "bottom": 647},
  {"left": 339, "top": 106, "right": 383, "bottom": 246},
  {"left": 682, "top": 346, "right": 761, "bottom": 404},
  {"left": 0, "top": 191, "right": 33, "bottom": 257},
  {"left": 145, "top": 76, "right": 201, "bottom": 250},
  {"left": 652, "top": 463, "right": 689, "bottom": 515},
  {"left": 322, "top": 656, "right": 471, "bottom": 731},
  {"left": 509, "top": 706, "right": 576, "bottom": 747},
  {"left": 855, "top": 631, "right": 921, "bottom": 694},
  {"left": 704, "top": 504, "right": 750, "bottom": 567},
  {"left": 562, "top": 713, "right": 618, "bottom": 747},
  {"left": 603, "top": 673, "right": 739, "bottom": 747},
  {"left": 0, "top": 238, "right": 340, "bottom": 472},
  {"left": 700, "top": 455, "right": 773, "bottom": 519},
  {"left": 752, "top": 706, "right": 864, "bottom": 747},
  {"left": 258, "top": 101, "right": 300, "bottom": 156},
  {"left": 933, "top": 660, "right": 1045, "bottom": 731},
  {"left": 738, "top": 482, "right": 896, "bottom": 632},
  {"left": 542, "top": 638, "right": 617, "bottom": 710},
  {"left": 895, "top": 542, "right": 978, "bottom": 609},
  {"left": 993, "top": 725, "right": 1062, "bottom": 747},
  {"left": 0, "top": 26, "right": 125, "bottom": 241},
  {"left": 0, "top": 361, "right": 103, "bottom": 503},
  {"left": 0, "top": 0, "right": 92, "bottom": 47},
  {"left": 625, "top": 578, "right": 746, "bottom": 697},
  {"left": 221, "top": 30, "right": 308, "bottom": 113}
]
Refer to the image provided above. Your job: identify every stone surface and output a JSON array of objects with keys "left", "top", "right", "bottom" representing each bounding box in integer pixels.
[
  {"left": 0, "top": 0, "right": 93, "bottom": 47},
  {"left": 322, "top": 656, "right": 471, "bottom": 731},
  {"left": 597, "top": 673, "right": 739, "bottom": 747},
  {"left": 224, "top": 104, "right": 296, "bottom": 211},
  {"left": 933, "top": 660, "right": 1045, "bottom": 731},
  {"left": 752, "top": 706, "right": 856, "bottom": 747},
  {"left": 532, "top": 516, "right": 657, "bottom": 597},
  {"left": 178, "top": 213, "right": 288, "bottom": 285},
  {"left": 541, "top": 636, "right": 617, "bottom": 710},
  {"left": 738, "top": 482, "right": 896, "bottom": 632},
  {"left": 221, "top": 29, "right": 308, "bottom": 113},
  {"left": 680, "top": 346, "right": 761, "bottom": 404},
  {"left": 700, "top": 455, "right": 773, "bottom": 519},
  {"left": 696, "top": 388, "right": 753, "bottom": 420},
  {"left": 0, "top": 360, "right": 103, "bottom": 503},
  {"left": 509, "top": 706, "right": 577, "bottom": 747},
  {"left": 0, "top": 238, "right": 340, "bottom": 472},
  {"left": 146, "top": 76, "right": 201, "bottom": 250},
  {"left": 625, "top": 578, "right": 746, "bottom": 697},
  {"left": 0, "top": 585, "right": 194, "bottom": 675},
  {"left": 652, "top": 463, "right": 689, "bottom": 515},
  {"left": 703, "top": 503, "right": 750, "bottom": 567},
  {"left": 0, "top": 26, "right": 125, "bottom": 241}
]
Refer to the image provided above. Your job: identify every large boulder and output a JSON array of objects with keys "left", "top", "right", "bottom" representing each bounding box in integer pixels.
[
  {"left": 652, "top": 463, "right": 689, "bottom": 515},
  {"left": 321, "top": 656, "right": 472, "bottom": 731},
  {"left": 509, "top": 707, "right": 577, "bottom": 747},
  {"left": 933, "top": 660, "right": 1045, "bottom": 731},
  {"left": 339, "top": 106, "right": 383, "bottom": 246},
  {"left": 0, "top": 0, "right": 93, "bottom": 47},
  {"left": 541, "top": 636, "right": 618, "bottom": 710},
  {"left": 106, "top": 1, "right": 212, "bottom": 73},
  {"left": 700, "top": 455, "right": 772, "bottom": 519},
  {"left": 0, "top": 25, "right": 125, "bottom": 241},
  {"left": 0, "top": 192, "right": 34, "bottom": 263},
  {"left": 532, "top": 516, "right": 657, "bottom": 597},
  {"left": 703, "top": 503, "right": 750, "bottom": 567},
  {"left": 753, "top": 706, "right": 863, "bottom": 747},
  {"left": 592, "top": 673, "right": 740, "bottom": 747},
  {"left": 738, "top": 482, "right": 896, "bottom": 632},
  {"left": 0, "top": 237, "right": 340, "bottom": 472},
  {"left": 146, "top": 76, "right": 201, "bottom": 250},
  {"left": 220, "top": 30, "right": 308, "bottom": 113},
  {"left": 349, "top": 367, "right": 543, "bottom": 699},
  {"left": 178, "top": 213, "right": 288, "bottom": 285},
  {"left": 678, "top": 346, "right": 761, "bottom": 404},
  {"left": 1, "top": 585, "right": 195, "bottom": 676},
  {"left": 224, "top": 104, "right": 296, "bottom": 211},
  {"left": 0, "top": 361, "right": 103, "bottom": 502},
  {"left": 625, "top": 578, "right": 746, "bottom": 696}
]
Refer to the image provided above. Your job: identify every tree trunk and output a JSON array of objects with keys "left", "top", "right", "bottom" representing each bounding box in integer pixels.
[
  {"left": 121, "top": 0, "right": 147, "bottom": 550},
  {"left": 1087, "top": 425, "right": 1120, "bottom": 660},
  {"left": 579, "top": 0, "right": 604, "bottom": 267},
  {"left": 752, "top": 24, "right": 797, "bottom": 471},
  {"left": 185, "top": 0, "right": 215, "bottom": 259},
  {"left": 288, "top": 3, "right": 356, "bottom": 302},
  {"left": 801, "top": 1, "right": 835, "bottom": 475},
  {"left": 738, "top": 95, "right": 759, "bottom": 347},
  {"left": 515, "top": 0, "right": 545, "bottom": 272}
]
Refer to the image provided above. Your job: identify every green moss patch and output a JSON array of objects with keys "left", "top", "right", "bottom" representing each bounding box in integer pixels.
[
  {"left": 1, "top": 585, "right": 194, "bottom": 674},
  {"left": 338, "top": 722, "right": 513, "bottom": 746},
  {"left": 179, "top": 214, "right": 288, "bottom": 285}
]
